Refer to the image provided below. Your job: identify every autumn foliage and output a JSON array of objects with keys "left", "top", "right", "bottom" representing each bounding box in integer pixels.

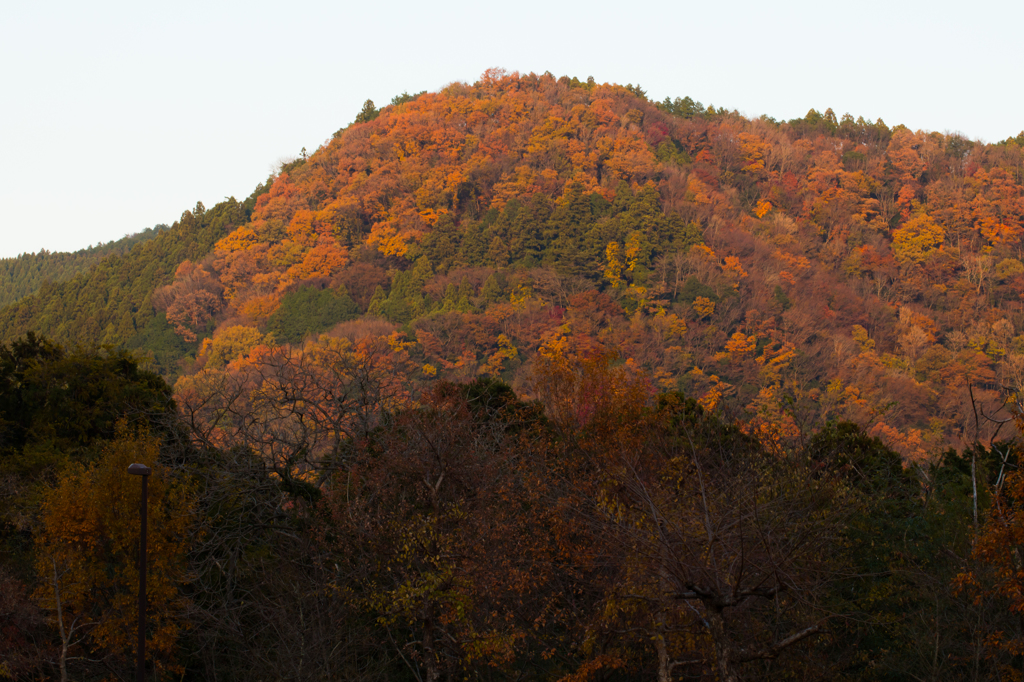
[
  {"left": 102, "top": 71, "right": 1024, "bottom": 464},
  {"left": 10, "top": 68, "right": 1024, "bottom": 679}
]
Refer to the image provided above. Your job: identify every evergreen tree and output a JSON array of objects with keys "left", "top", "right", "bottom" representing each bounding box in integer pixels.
[
  {"left": 265, "top": 285, "right": 359, "bottom": 344},
  {"left": 545, "top": 183, "right": 596, "bottom": 277},
  {"left": 457, "top": 220, "right": 489, "bottom": 266},
  {"left": 354, "top": 99, "right": 379, "bottom": 124},
  {"left": 367, "top": 285, "right": 387, "bottom": 317},
  {"left": 383, "top": 256, "right": 433, "bottom": 324},
  {"left": 481, "top": 273, "right": 503, "bottom": 302},
  {"left": 420, "top": 214, "right": 460, "bottom": 271}
]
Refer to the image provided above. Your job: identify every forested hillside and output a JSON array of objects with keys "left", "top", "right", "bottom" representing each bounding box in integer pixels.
[
  {"left": 0, "top": 226, "right": 169, "bottom": 308},
  {"left": 6, "top": 68, "right": 1024, "bottom": 681},
  {"left": 141, "top": 69, "right": 1024, "bottom": 460},
  {"left": 0, "top": 188, "right": 272, "bottom": 373},
  {"left": 4, "top": 70, "right": 1024, "bottom": 456}
]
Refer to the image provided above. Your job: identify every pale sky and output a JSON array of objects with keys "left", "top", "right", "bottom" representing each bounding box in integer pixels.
[{"left": 1, "top": 0, "right": 1021, "bottom": 258}]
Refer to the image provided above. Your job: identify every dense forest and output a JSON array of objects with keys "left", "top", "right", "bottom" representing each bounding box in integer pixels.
[
  {"left": 4, "top": 69, "right": 1024, "bottom": 679},
  {"left": 0, "top": 334, "right": 1019, "bottom": 681},
  {"left": 0, "top": 226, "right": 170, "bottom": 308}
]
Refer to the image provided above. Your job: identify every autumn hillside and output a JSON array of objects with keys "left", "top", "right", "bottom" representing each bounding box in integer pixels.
[
  {"left": 5, "top": 68, "right": 1024, "bottom": 459},
  {"left": 10, "top": 69, "right": 1024, "bottom": 681}
]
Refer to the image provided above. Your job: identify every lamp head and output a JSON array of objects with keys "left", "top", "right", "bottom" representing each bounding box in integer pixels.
[{"left": 127, "top": 463, "right": 152, "bottom": 476}]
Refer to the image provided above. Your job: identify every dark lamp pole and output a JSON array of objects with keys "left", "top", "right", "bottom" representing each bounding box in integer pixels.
[{"left": 128, "top": 463, "right": 152, "bottom": 682}]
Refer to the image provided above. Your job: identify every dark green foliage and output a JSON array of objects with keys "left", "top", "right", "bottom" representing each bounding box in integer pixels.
[
  {"left": 455, "top": 219, "right": 490, "bottom": 266},
  {"left": 0, "top": 225, "right": 169, "bottom": 308},
  {"left": 589, "top": 191, "right": 612, "bottom": 217},
  {"left": 933, "top": 441, "right": 1016, "bottom": 499},
  {"left": 0, "top": 186, "right": 269, "bottom": 352},
  {"left": 546, "top": 183, "right": 598, "bottom": 276},
  {"left": 0, "top": 333, "right": 174, "bottom": 463},
  {"left": 439, "top": 376, "right": 545, "bottom": 430},
  {"left": 624, "top": 83, "right": 647, "bottom": 100},
  {"left": 998, "top": 131, "right": 1024, "bottom": 148},
  {"left": 655, "top": 139, "right": 693, "bottom": 165},
  {"left": 791, "top": 111, "right": 892, "bottom": 148},
  {"left": 773, "top": 284, "right": 792, "bottom": 311},
  {"left": 0, "top": 333, "right": 175, "bottom": 586},
  {"left": 795, "top": 108, "right": 840, "bottom": 135},
  {"left": 437, "top": 280, "right": 473, "bottom": 313},
  {"left": 278, "top": 157, "right": 307, "bottom": 176},
  {"left": 655, "top": 390, "right": 758, "bottom": 453},
  {"left": 265, "top": 284, "right": 359, "bottom": 345},
  {"left": 125, "top": 311, "right": 205, "bottom": 377},
  {"left": 419, "top": 214, "right": 460, "bottom": 271},
  {"left": 842, "top": 150, "right": 867, "bottom": 168},
  {"left": 379, "top": 256, "right": 433, "bottom": 324},
  {"left": 354, "top": 99, "right": 379, "bottom": 124},
  {"left": 508, "top": 194, "right": 552, "bottom": 267},
  {"left": 432, "top": 183, "right": 695, "bottom": 281},
  {"left": 172, "top": 443, "right": 385, "bottom": 681},
  {"left": 567, "top": 76, "right": 595, "bottom": 91},
  {"left": 481, "top": 272, "right": 504, "bottom": 301},
  {"left": 678, "top": 275, "right": 718, "bottom": 303},
  {"left": 805, "top": 423, "right": 1002, "bottom": 680},
  {"left": 367, "top": 285, "right": 387, "bottom": 317},
  {"left": 389, "top": 91, "right": 426, "bottom": 107},
  {"left": 667, "top": 216, "right": 703, "bottom": 252},
  {"left": 354, "top": 181, "right": 695, "bottom": 292},
  {"left": 657, "top": 95, "right": 706, "bottom": 119},
  {"left": 807, "top": 421, "right": 916, "bottom": 500},
  {"left": 803, "top": 423, "right": 926, "bottom": 675},
  {"left": 453, "top": 195, "right": 553, "bottom": 270},
  {"left": 945, "top": 133, "right": 975, "bottom": 160}
]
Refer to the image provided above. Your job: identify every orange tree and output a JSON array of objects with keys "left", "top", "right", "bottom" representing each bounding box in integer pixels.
[{"left": 33, "top": 423, "right": 194, "bottom": 681}]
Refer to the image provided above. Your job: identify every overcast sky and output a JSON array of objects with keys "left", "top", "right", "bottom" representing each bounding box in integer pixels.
[{"left": 2, "top": 0, "right": 1021, "bottom": 258}]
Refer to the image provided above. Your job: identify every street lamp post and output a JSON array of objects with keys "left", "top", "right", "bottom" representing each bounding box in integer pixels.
[{"left": 127, "top": 463, "right": 152, "bottom": 682}]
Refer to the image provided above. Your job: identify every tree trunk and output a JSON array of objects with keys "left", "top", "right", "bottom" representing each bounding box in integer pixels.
[
  {"left": 656, "top": 630, "right": 671, "bottom": 682},
  {"left": 52, "top": 558, "right": 69, "bottom": 682},
  {"left": 656, "top": 552, "right": 672, "bottom": 682},
  {"left": 423, "top": 613, "right": 440, "bottom": 682},
  {"left": 706, "top": 609, "right": 739, "bottom": 682}
]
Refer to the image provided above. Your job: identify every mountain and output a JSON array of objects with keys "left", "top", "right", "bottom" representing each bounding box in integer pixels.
[
  {"left": 6, "top": 70, "right": 1024, "bottom": 682},
  {"left": 4, "top": 68, "right": 1024, "bottom": 458}
]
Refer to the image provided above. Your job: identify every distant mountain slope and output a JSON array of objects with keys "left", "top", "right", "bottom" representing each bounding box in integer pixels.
[
  {"left": 0, "top": 187, "right": 267, "bottom": 360},
  {"left": 0, "top": 226, "right": 170, "bottom": 308}
]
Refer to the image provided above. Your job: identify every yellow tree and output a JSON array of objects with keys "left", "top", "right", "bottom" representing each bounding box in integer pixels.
[
  {"left": 33, "top": 424, "right": 194, "bottom": 681},
  {"left": 692, "top": 296, "right": 716, "bottom": 319},
  {"left": 892, "top": 211, "right": 944, "bottom": 265},
  {"left": 199, "top": 324, "right": 271, "bottom": 369},
  {"left": 604, "top": 241, "right": 625, "bottom": 288}
]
